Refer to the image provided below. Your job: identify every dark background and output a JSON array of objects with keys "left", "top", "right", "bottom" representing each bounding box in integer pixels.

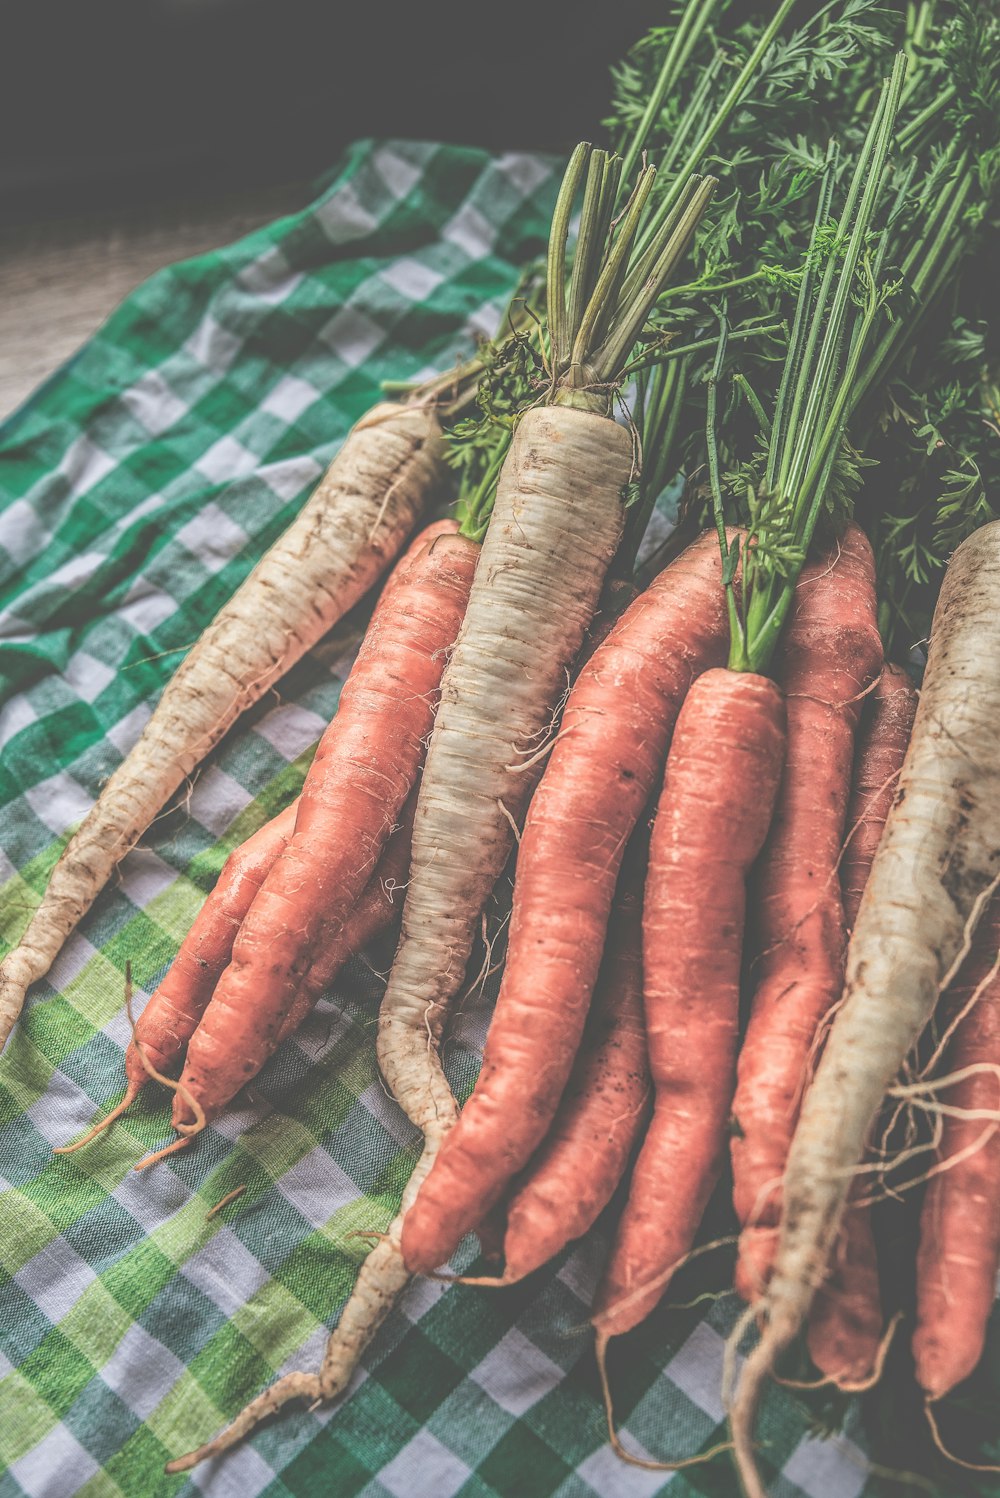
[{"left": 3, "top": 0, "right": 665, "bottom": 224}]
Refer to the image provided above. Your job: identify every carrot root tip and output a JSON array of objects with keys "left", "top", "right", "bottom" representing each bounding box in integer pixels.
[
  {"left": 53, "top": 1088, "right": 138, "bottom": 1154},
  {"left": 598, "top": 1329, "right": 732, "bottom": 1473},
  {"left": 134, "top": 1134, "right": 192, "bottom": 1171},
  {"left": 925, "top": 1398, "right": 1000, "bottom": 1473}
]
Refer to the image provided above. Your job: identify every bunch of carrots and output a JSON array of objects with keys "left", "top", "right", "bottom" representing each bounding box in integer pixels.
[{"left": 5, "top": 2, "right": 1000, "bottom": 1494}]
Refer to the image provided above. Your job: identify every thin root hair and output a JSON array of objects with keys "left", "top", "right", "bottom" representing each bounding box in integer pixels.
[
  {"left": 596, "top": 1328, "right": 733, "bottom": 1473},
  {"left": 888, "top": 1061, "right": 1000, "bottom": 1103},
  {"left": 497, "top": 799, "right": 521, "bottom": 846},
  {"left": 920, "top": 948, "right": 1000, "bottom": 1081},
  {"left": 936, "top": 872, "right": 1000, "bottom": 997},
  {"left": 591, "top": 1235, "right": 738, "bottom": 1337},
  {"left": 504, "top": 728, "right": 570, "bottom": 776},
  {"left": 776, "top": 1311, "right": 901, "bottom": 1394},
  {"left": 925, "top": 1399, "right": 1000, "bottom": 1473},
  {"left": 205, "top": 1185, "right": 247, "bottom": 1220}
]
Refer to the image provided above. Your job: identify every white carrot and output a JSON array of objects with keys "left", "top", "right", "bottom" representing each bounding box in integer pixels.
[
  {"left": 730, "top": 520, "right": 1000, "bottom": 1497},
  {"left": 0, "top": 402, "right": 443, "bottom": 1050}
]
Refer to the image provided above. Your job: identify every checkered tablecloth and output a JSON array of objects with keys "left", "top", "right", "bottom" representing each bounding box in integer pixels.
[{"left": 0, "top": 139, "right": 877, "bottom": 1498}]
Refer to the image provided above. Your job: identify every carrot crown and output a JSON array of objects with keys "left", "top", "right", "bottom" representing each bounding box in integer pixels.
[{"left": 544, "top": 144, "right": 716, "bottom": 413}]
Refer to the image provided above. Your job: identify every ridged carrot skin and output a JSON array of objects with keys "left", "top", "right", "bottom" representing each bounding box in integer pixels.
[
  {"left": 594, "top": 669, "right": 786, "bottom": 1339},
  {"left": 501, "top": 841, "right": 650, "bottom": 1282},
  {"left": 730, "top": 526, "right": 882, "bottom": 1270},
  {"left": 173, "top": 529, "right": 478, "bottom": 1127},
  {"left": 806, "top": 1197, "right": 883, "bottom": 1384},
  {"left": 807, "top": 662, "right": 916, "bottom": 1385},
  {"left": 400, "top": 527, "right": 732, "bottom": 1274},
  {"left": 274, "top": 785, "right": 417, "bottom": 1047},
  {"left": 127, "top": 800, "right": 300, "bottom": 1095},
  {"left": 841, "top": 662, "right": 919, "bottom": 933},
  {"left": 0, "top": 403, "right": 443, "bottom": 1051},
  {"left": 913, "top": 894, "right": 1000, "bottom": 1400}
]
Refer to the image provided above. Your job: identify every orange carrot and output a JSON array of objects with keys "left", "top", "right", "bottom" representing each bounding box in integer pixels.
[
  {"left": 913, "top": 894, "right": 1000, "bottom": 1401},
  {"left": 806, "top": 662, "right": 917, "bottom": 1384},
  {"left": 500, "top": 838, "right": 651, "bottom": 1283},
  {"left": 172, "top": 526, "right": 477, "bottom": 1131},
  {"left": 806, "top": 1197, "right": 884, "bottom": 1385},
  {"left": 274, "top": 784, "right": 417, "bottom": 1047},
  {"left": 55, "top": 800, "right": 298, "bottom": 1151},
  {"left": 841, "top": 661, "right": 919, "bottom": 933},
  {"left": 730, "top": 525, "right": 882, "bottom": 1287},
  {"left": 400, "top": 529, "right": 732, "bottom": 1274},
  {"left": 593, "top": 668, "right": 786, "bottom": 1340}
]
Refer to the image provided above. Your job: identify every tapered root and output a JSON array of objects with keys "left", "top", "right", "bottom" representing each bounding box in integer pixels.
[
  {"left": 728, "top": 1307, "right": 799, "bottom": 1498},
  {"left": 170, "top": 1150, "right": 434, "bottom": 1471},
  {"left": 58, "top": 963, "right": 205, "bottom": 1162},
  {"left": 53, "top": 1087, "right": 139, "bottom": 1154},
  {"left": 165, "top": 1372, "right": 323, "bottom": 1473},
  {"left": 135, "top": 1134, "right": 192, "bottom": 1171},
  {"left": 597, "top": 1331, "right": 732, "bottom": 1473},
  {"left": 924, "top": 1399, "right": 1000, "bottom": 1473},
  {"left": 778, "top": 1311, "right": 901, "bottom": 1394}
]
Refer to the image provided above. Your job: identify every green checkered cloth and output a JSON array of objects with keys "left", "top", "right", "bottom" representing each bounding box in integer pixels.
[{"left": 0, "top": 140, "right": 874, "bottom": 1498}]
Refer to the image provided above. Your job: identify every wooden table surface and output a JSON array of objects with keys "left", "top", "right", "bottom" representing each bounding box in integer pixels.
[{"left": 0, "top": 183, "right": 307, "bottom": 425}]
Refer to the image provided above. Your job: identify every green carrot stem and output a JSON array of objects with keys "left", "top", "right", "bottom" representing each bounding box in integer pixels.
[
  {"left": 764, "top": 141, "right": 839, "bottom": 494},
  {"left": 705, "top": 317, "right": 747, "bottom": 665},
  {"left": 618, "top": 0, "right": 722, "bottom": 190},
  {"left": 570, "top": 166, "right": 657, "bottom": 375},
  {"left": 547, "top": 144, "right": 589, "bottom": 372},
  {"left": 616, "top": 174, "right": 705, "bottom": 313},
  {"left": 613, "top": 358, "right": 688, "bottom": 580},
  {"left": 620, "top": 320, "right": 785, "bottom": 379},
  {"left": 656, "top": 49, "right": 725, "bottom": 184},
  {"left": 592, "top": 176, "right": 716, "bottom": 382},
  {"left": 632, "top": 0, "right": 798, "bottom": 261},
  {"left": 741, "top": 53, "right": 908, "bottom": 676},
  {"left": 855, "top": 166, "right": 972, "bottom": 408},
  {"left": 566, "top": 151, "right": 615, "bottom": 354},
  {"left": 786, "top": 59, "right": 905, "bottom": 505},
  {"left": 661, "top": 267, "right": 774, "bottom": 303}
]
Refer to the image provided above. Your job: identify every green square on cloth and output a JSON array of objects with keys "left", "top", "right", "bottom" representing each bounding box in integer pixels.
[{"left": 0, "top": 139, "right": 873, "bottom": 1498}]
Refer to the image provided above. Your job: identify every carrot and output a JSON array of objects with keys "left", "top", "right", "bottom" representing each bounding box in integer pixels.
[
  {"left": 913, "top": 891, "right": 1000, "bottom": 1401},
  {"left": 55, "top": 524, "right": 449, "bottom": 1151},
  {"left": 499, "top": 836, "right": 651, "bottom": 1283},
  {"left": 841, "top": 661, "right": 919, "bottom": 933},
  {"left": 171, "top": 527, "right": 477, "bottom": 1131},
  {"left": 0, "top": 401, "right": 445, "bottom": 1051},
  {"left": 730, "top": 521, "right": 1000, "bottom": 1496},
  {"left": 400, "top": 526, "right": 732, "bottom": 1275},
  {"left": 730, "top": 525, "right": 882, "bottom": 1274},
  {"left": 805, "top": 662, "right": 917, "bottom": 1386},
  {"left": 594, "top": 668, "right": 786, "bottom": 1342},
  {"left": 53, "top": 799, "right": 299, "bottom": 1152},
  {"left": 805, "top": 1193, "right": 883, "bottom": 1386},
  {"left": 273, "top": 783, "right": 416, "bottom": 1048}
]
